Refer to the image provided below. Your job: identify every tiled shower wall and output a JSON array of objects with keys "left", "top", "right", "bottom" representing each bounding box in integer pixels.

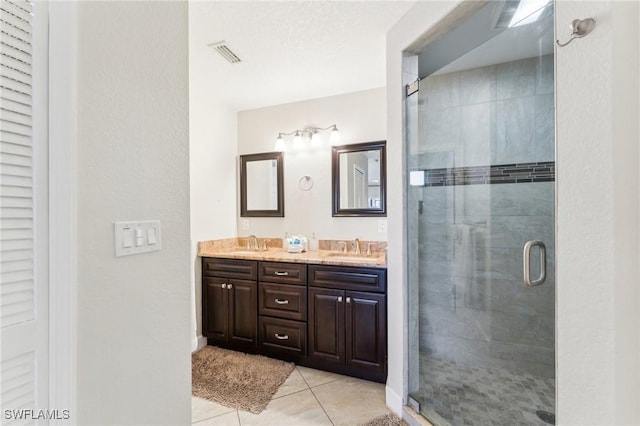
[{"left": 410, "top": 55, "right": 555, "bottom": 378}]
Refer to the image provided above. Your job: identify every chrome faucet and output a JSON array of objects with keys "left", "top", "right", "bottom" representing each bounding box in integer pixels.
[
  {"left": 337, "top": 241, "right": 348, "bottom": 254},
  {"left": 247, "top": 235, "right": 259, "bottom": 251},
  {"left": 262, "top": 239, "right": 271, "bottom": 251},
  {"left": 366, "top": 242, "right": 377, "bottom": 256},
  {"left": 353, "top": 238, "right": 361, "bottom": 255}
]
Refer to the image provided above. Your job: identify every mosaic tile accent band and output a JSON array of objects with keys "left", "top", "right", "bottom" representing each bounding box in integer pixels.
[{"left": 417, "top": 161, "right": 555, "bottom": 187}]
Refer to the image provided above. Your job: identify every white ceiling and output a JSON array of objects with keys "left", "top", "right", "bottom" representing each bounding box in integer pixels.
[{"left": 189, "top": 1, "right": 416, "bottom": 111}]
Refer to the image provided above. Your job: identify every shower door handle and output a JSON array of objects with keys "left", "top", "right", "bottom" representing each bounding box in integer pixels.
[{"left": 523, "top": 240, "right": 547, "bottom": 287}]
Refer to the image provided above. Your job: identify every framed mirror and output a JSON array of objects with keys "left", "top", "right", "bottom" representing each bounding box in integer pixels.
[
  {"left": 332, "top": 141, "right": 386, "bottom": 217},
  {"left": 240, "top": 152, "right": 284, "bottom": 217}
]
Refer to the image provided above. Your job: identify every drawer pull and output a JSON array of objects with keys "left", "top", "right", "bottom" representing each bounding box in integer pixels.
[
  {"left": 274, "top": 333, "right": 289, "bottom": 340},
  {"left": 274, "top": 271, "right": 289, "bottom": 276},
  {"left": 274, "top": 298, "right": 289, "bottom": 305}
]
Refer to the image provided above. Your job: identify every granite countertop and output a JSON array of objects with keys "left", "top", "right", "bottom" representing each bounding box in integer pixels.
[{"left": 198, "top": 237, "right": 387, "bottom": 268}]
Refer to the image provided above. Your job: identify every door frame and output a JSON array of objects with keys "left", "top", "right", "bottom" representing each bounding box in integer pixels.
[{"left": 48, "top": 1, "right": 78, "bottom": 417}]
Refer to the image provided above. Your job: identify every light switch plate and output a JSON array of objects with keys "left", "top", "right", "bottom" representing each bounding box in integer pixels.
[
  {"left": 114, "top": 220, "right": 161, "bottom": 257},
  {"left": 377, "top": 219, "right": 387, "bottom": 233}
]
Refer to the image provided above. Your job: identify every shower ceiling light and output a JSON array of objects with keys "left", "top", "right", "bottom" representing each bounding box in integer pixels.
[
  {"left": 274, "top": 125, "right": 340, "bottom": 151},
  {"left": 509, "top": 0, "right": 552, "bottom": 28}
]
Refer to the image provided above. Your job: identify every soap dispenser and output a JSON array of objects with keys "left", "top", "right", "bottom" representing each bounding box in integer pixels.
[{"left": 309, "top": 232, "right": 318, "bottom": 251}]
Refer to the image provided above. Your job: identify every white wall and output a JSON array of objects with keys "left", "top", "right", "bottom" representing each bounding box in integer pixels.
[
  {"left": 188, "top": 11, "right": 239, "bottom": 349},
  {"left": 189, "top": 104, "right": 237, "bottom": 243},
  {"left": 237, "top": 88, "right": 388, "bottom": 242},
  {"left": 76, "top": 2, "right": 192, "bottom": 424},
  {"left": 386, "top": 0, "right": 640, "bottom": 423},
  {"left": 556, "top": 1, "right": 639, "bottom": 424}
]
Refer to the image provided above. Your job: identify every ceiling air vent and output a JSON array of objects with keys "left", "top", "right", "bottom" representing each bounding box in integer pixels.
[{"left": 209, "top": 41, "right": 241, "bottom": 64}]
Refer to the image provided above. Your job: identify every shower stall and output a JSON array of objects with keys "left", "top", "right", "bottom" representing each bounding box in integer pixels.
[{"left": 405, "top": 2, "right": 555, "bottom": 425}]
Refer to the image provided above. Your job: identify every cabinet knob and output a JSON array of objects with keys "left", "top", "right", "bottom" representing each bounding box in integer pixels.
[
  {"left": 227, "top": 284, "right": 233, "bottom": 290},
  {"left": 346, "top": 297, "right": 351, "bottom": 303},
  {"left": 337, "top": 296, "right": 343, "bottom": 302},
  {"left": 274, "top": 299, "right": 289, "bottom": 305},
  {"left": 274, "top": 333, "right": 289, "bottom": 340},
  {"left": 221, "top": 283, "right": 227, "bottom": 289}
]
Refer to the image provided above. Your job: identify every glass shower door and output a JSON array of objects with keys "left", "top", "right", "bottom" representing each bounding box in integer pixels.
[{"left": 406, "top": 2, "right": 555, "bottom": 425}]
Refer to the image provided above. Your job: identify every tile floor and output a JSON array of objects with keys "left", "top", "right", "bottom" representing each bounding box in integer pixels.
[
  {"left": 411, "top": 355, "right": 555, "bottom": 426},
  {"left": 192, "top": 366, "right": 394, "bottom": 425}
]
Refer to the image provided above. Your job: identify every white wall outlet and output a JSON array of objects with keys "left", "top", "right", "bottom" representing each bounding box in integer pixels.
[
  {"left": 242, "top": 219, "right": 250, "bottom": 230},
  {"left": 114, "top": 220, "right": 161, "bottom": 257},
  {"left": 377, "top": 219, "right": 387, "bottom": 233}
]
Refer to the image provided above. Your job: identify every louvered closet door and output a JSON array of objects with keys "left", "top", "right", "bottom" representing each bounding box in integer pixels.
[{"left": 1, "top": 0, "right": 49, "bottom": 419}]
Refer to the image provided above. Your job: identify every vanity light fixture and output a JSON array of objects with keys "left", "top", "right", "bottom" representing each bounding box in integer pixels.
[{"left": 274, "top": 124, "right": 340, "bottom": 151}]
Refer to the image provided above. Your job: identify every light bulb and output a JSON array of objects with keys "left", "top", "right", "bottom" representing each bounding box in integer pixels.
[
  {"left": 311, "top": 129, "right": 321, "bottom": 146},
  {"left": 302, "top": 131, "right": 311, "bottom": 144},
  {"left": 330, "top": 125, "right": 341, "bottom": 145},
  {"left": 274, "top": 134, "right": 286, "bottom": 151},
  {"left": 293, "top": 131, "right": 302, "bottom": 149}
]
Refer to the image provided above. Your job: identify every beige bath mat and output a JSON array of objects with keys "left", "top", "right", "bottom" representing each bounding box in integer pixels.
[{"left": 192, "top": 346, "right": 295, "bottom": 414}]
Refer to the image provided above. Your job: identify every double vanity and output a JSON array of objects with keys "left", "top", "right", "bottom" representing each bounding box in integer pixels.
[
  {"left": 198, "top": 237, "right": 388, "bottom": 383},
  {"left": 206, "top": 140, "right": 390, "bottom": 382}
]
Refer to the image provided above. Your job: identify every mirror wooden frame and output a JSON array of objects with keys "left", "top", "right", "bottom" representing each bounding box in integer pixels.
[
  {"left": 240, "top": 152, "right": 284, "bottom": 217},
  {"left": 332, "top": 140, "right": 387, "bottom": 217}
]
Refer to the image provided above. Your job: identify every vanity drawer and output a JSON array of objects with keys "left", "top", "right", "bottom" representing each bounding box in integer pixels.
[
  {"left": 202, "top": 257, "right": 257, "bottom": 280},
  {"left": 259, "top": 283, "right": 307, "bottom": 321},
  {"left": 259, "top": 261, "right": 307, "bottom": 285},
  {"left": 308, "top": 265, "right": 386, "bottom": 293},
  {"left": 259, "top": 316, "right": 307, "bottom": 356}
]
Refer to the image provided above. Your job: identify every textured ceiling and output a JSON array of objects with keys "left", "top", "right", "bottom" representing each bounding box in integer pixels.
[{"left": 189, "top": 1, "right": 415, "bottom": 111}]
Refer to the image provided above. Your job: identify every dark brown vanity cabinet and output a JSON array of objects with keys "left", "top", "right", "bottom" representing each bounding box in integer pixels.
[
  {"left": 258, "top": 261, "right": 308, "bottom": 358},
  {"left": 202, "top": 258, "right": 258, "bottom": 351},
  {"left": 201, "top": 257, "right": 387, "bottom": 383},
  {"left": 307, "top": 265, "right": 387, "bottom": 383}
]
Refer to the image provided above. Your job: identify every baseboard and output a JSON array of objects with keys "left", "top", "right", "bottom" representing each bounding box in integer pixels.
[
  {"left": 192, "top": 335, "right": 207, "bottom": 353},
  {"left": 386, "top": 385, "right": 404, "bottom": 416},
  {"left": 197, "top": 335, "right": 207, "bottom": 351}
]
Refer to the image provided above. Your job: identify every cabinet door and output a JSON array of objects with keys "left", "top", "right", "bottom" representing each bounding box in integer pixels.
[
  {"left": 228, "top": 278, "right": 258, "bottom": 349},
  {"left": 345, "top": 291, "right": 386, "bottom": 373},
  {"left": 308, "top": 287, "right": 345, "bottom": 364},
  {"left": 203, "top": 277, "right": 229, "bottom": 343}
]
